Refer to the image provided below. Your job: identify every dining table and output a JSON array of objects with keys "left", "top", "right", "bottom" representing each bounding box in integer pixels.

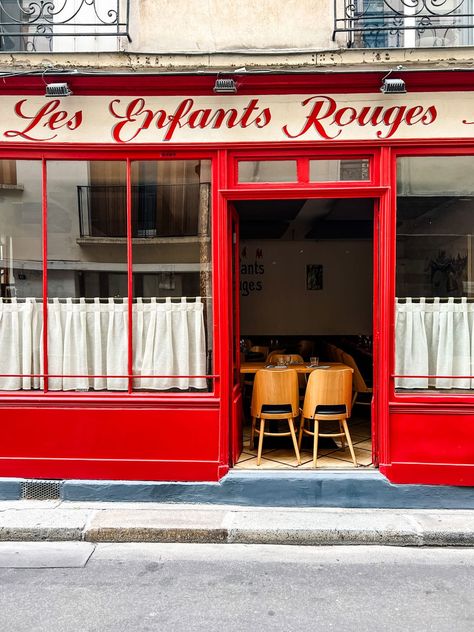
[{"left": 240, "top": 361, "right": 351, "bottom": 375}]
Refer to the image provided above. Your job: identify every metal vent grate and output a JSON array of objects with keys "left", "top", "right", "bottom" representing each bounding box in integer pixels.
[{"left": 21, "top": 480, "right": 62, "bottom": 501}]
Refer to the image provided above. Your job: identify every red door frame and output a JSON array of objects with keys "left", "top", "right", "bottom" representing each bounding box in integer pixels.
[
  {"left": 228, "top": 203, "right": 243, "bottom": 465},
  {"left": 220, "top": 147, "right": 388, "bottom": 469}
]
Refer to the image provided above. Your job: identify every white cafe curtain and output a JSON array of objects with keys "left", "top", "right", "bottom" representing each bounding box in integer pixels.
[
  {"left": 395, "top": 297, "right": 474, "bottom": 389},
  {"left": 0, "top": 297, "right": 207, "bottom": 391}
]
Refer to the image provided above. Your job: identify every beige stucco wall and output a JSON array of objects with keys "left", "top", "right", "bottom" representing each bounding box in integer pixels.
[
  {"left": 130, "top": 0, "right": 334, "bottom": 53},
  {"left": 1, "top": 0, "right": 474, "bottom": 73}
]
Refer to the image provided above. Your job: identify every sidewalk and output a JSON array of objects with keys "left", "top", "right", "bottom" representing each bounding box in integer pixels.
[{"left": 1, "top": 500, "right": 474, "bottom": 546}]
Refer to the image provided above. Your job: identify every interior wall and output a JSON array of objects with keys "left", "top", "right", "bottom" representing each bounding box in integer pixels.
[{"left": 240, "top": 239, "right": 373, "bottom": 336}]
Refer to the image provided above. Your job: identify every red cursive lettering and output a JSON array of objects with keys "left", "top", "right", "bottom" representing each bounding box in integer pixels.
[
  {"left": 5, "top": 99, "right": 82, "bottom": 141},
  {"left": 109, "top": 97, "right": 271, "bottom": 142},
  {"left": 283, "top": 95, "right": 437, "bottom": 140}
]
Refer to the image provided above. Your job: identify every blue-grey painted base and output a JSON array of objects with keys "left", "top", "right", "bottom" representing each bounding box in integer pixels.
[
  {"left": 0, "top": 478, "right": 22, "bottom": 500},
  {"left": 2, "top": 471, "right": 474, "bottom": 509}
]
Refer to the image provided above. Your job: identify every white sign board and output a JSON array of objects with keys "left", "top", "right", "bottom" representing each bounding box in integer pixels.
[{"left": 1, "top": 92, "right": 474, "bottom": 143}]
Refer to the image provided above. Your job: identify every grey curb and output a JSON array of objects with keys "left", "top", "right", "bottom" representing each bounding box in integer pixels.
[{"left": 1, "top": 504, "right": 474, "bottom": 546}]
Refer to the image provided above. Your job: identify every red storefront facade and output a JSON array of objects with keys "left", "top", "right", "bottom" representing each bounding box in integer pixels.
[{"left": 0, "top": 71, "right": 473, "bottom": 488}]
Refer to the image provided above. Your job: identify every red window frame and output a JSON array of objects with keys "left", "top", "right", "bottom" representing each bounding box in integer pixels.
[
  {"left": 231, "top": 147, "right": 378, "bottom": 189},
  {"left": 390, "top": 146, "right": 474, "bottom": 405},
  {"left": 0, "top": 148, "right": 220, "bottom": 402}
]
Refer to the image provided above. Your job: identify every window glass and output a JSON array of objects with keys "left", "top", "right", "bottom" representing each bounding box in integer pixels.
[
  {"left": 131, "top": 160, "right": 212, "bottom": 391},
  {"left": 47, "top": 160, "right": 128, "bottom": 391},
  {"left": 0, "top": 160, "right": 42, "bottom": 390},
  {"left": 310, "top": 159, "right": 369, "bottom": 182},
  {"left": 238, "top": 160, "right": 297, "bottom": 183},
  {"left": 396, "top": 156, "right": 474, "bottom": 393}
]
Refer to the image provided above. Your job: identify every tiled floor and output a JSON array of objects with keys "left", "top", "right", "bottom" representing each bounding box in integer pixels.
[{"left": 235, "top": 413, "right": 373, "bottom": 470}]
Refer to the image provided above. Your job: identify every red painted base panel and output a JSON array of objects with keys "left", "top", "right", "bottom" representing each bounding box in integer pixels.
[
  {"left": 0, "top": 459, "right": 221, "bottom": 482},
  {"left": 381, "top": 463, "right": 474, "bottom": 486}
]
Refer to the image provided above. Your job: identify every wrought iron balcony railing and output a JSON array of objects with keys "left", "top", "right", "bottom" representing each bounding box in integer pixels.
[
  {"left": 78, "top": 184, "right": 202, "bottom": 239},
  {"left": 0, "top": 0, "right": 130, "bottom": 52},
  {"left": 333, "top": 0, "right": 474, "bottom": 48}
]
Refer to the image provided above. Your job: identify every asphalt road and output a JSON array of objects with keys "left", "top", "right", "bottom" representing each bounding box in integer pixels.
[{"left": 0, "top": 542, "right": 473, "bottom": 631}]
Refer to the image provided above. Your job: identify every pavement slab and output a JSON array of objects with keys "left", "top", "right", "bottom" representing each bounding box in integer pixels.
[
  {"left": 85, "top": 508, "right": 229, "bottom": 542},
  {"left": 225, "top": 509, "right": 422, "bottom": 545},
  {"left": 0, "top": 508, "right": 91, "bottom": 541},
  {"left": 0, "top": 541, "right": 95, "bottom": 568}
]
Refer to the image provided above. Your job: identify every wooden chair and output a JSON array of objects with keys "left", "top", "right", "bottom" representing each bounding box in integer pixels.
[
  {"left": 242, "top": 346, "right": 270, "bottom": 399},
  {"left": 267, "top": 353, "right": 304, "bottom": 365},
  {"left": 341, "top": 351, "right": 373, "bottom": 408},
  {"left": 298, "top": 367, "right": 357, "bottom": 468},
  {"left": 266, "top": 353, "right": 306, "bottom": 392},
  {"left": 250, "top": 368, "right": 301, "bottom": 465},
  {"left": 266, "top": 350, "right": 287, "bottom": 363}
]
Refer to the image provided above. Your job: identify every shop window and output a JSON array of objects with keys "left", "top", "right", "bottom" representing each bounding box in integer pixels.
[
  {"left": 238, "top": 160, "right": 297, "bottom": 183},
  {"left": 0, "top": 158, "right": 212, "bottom": 393},
  {"left": 310, "top": 159, "right": 370, "bottom": 182},
  {"left": 0, "top": 160, "right": 43, "bottom": 390},
  {"left": 396, "top": 156, "right": 474, "bottom": 393},
  {"left": 131, "top": 160, "right": 212, "bottom": 391}
]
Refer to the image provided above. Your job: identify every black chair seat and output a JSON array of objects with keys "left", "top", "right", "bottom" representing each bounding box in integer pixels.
[
  {"left": 314, "top": 404, "right": 347, "bottom": 415},
  {"left": 261, "top": 404, "right": 292, "bottom": 414}
]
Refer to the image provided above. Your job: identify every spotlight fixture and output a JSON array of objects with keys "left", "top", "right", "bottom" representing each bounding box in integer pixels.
[
  {"left": 380, "top": 66, "right": 406, "bottom": 94},
  {"left": 380, "top": 78, "right": 406, "bottom": 94},
  {"left": 213, "top": 78, "right": 237, "bottom": 94},
  {"left": 45, "top": 82, "right": 72, "bottom": 98}
]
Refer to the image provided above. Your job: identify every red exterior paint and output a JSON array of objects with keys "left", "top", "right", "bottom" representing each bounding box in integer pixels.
[
  {"left": 0, "top": 72, "right": 472, "bottom": 485},
  {"left": 1, "top": 70, "right": 474, "bottom": 96}
]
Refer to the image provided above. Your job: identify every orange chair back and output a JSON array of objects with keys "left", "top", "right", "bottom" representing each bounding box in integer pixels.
[
  {"left": 267, "top": 353, "right": 304, "bottom": 365},
  {"left": 302, "top": 367, "right": 353, "bottom": 420},
  {"left": 250, "top": 369, "right": 299, "bottom": 419},
  {"left": 341, "top": 352, "right": 369, "bottom": 393},
  {"left": 266, "top": 350, "right": 287, "bottom": 363}
]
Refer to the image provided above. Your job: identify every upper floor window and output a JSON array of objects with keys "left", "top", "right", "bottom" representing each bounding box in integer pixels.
[
  {"left": 0, "top": 0, "right": 130, "bottom": 53},
  {"left": 334, "top": 0, "right": 474, "bottom": 48}
]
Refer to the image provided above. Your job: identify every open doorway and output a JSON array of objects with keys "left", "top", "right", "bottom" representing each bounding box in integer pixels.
[{"left": 232, "top": 197, "right": 375, "bottom": 469}]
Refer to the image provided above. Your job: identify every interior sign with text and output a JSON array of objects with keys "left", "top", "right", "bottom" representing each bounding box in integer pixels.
[
  {"left": 240, "top": 247, "right": 264, "bottom": 297},
  {"left": 3, "top": 93, "right": 474, "bottom": 143}
]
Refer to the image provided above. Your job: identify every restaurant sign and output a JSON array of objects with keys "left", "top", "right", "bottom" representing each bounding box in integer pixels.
[{"left": 2, "top": 92, "right": 474, "bottom": 143}]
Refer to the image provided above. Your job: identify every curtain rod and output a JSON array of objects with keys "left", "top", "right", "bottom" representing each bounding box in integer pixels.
[
  {"left": 397, "top": 297, "right": 474, "bottom": 302},
  {"left": 0, "top": 296, "right": 210, "bottom": 303}
]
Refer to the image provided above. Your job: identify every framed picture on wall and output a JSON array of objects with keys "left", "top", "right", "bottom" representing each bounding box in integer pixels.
[{"left": 306, "top": 264, "right": 323, "bottom": 290}]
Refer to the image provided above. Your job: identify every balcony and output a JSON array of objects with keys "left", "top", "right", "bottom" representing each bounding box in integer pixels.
[
  {"left": 0, "top": 0, "right": 130, "bottom": 53},
  {"left": 77, "top": 184, "right": 203, "bottom": 243},
  {"left": 333, "top": 0, "right": 474, "bottom": 48}
]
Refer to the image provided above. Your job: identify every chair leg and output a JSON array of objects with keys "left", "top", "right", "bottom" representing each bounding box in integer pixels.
[
  {"left": 250, "top": 417, "right": 256, "bottom": 449},
  {"left": 313, "top": 419, "right": 319, "bottom": 468},
  {"left": 257, "top": 418, "right": 265, "bottom": 465},
  {"left": 352, "top": 391, "right": 357, "bottom": 407},
  {"left": 288, "top": 418, "right": 301, "bottom": 464},
  {"left": 342, "top": 418, "right": 357, "bottom": 467},
  {"left": 339, "top": 421, "right": 345, "bottom": 449},
  {"left": 298, "top": 418, "right": 305, "bottom": 450}
]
